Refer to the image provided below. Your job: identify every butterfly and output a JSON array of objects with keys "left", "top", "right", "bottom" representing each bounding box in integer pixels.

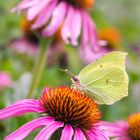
[{"left": 64, "top": 51, "right": 129, "bottom": 105}]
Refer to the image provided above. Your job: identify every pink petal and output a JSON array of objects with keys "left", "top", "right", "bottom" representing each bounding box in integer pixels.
[
  {"left": 70, "top": 9, "right": 82, "bottom": 46},
  {"left": 100, "top": 121, "right": 129, "bottom": 137},
  {"left": 11, "top": 0, "right": 38, "bottom": 12},
  {"left": 61, "top": 6, "right": 75, "bottom": 45},
  {"left": 91, "top": 127, "right": 109, "bottom": 140},
  {"left": 86, "top": 130, "right": 98, "bottom": 140},
  {"left": 35, "top": 121, "right": 64, "bottom": 140},
  {"left": 73, "top": 128, "right": 86, "bottom": 140},
  {"left": 14, "top": 0, "right": 39, "bottom": 10},
  {"left": 31, "top": 0, "right": 57, "bottom": 29},
  {"left": 81, "top": 11, "right": 100, "bottom": 51},
  {"left": 60, "top": 124, "right": 74, "bottom": 140},
  {"left": 0, "top": 99, "right": 45, "bottom": 119},
  {"left": 80, "top": 44, "right": 107, "bottom": 64},
  {"left": 85, "top": 12, "right": 99, "bottom": 51},
  {"left": 27, "top": 0, "right": 52, "bottom": 21},
  {"left": 81, "top": 11, "right": 89, "bottom": 50},
  {"left": 42, "top": 2, "right": 67, "bottom": 37},
  {"left": 5, "top": 116, "right": 54, "bottom": 140}
]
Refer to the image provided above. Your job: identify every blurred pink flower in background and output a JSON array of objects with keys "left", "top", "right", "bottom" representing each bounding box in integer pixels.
[
  {"left": 130, "top": 42, "right": 140, "bottom": 57},
  {"left": 12, "top": 0, "right": 100, "bottom": 51},
  {"left": 80, "top": 28, "right": 122, "bottom": 64},
  {"left": 0, "top": 86, "right": 109, "bottom": 140},
  {"left": 101, "top": 112, "right": 140, "bottom": 140},
  {"left": 11, "top": 38, "right": 39, "bottom": 55},
  {"left": 10, "top": 17, "right": 39, "bottom": 56},
  {"left": 0, "top": 72, "right": 12, "bottom": 89}
]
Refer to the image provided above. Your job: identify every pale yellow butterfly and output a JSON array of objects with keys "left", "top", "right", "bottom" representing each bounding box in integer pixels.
[{"left": 65, "top": 51, "right": 129, "bottom": 105}]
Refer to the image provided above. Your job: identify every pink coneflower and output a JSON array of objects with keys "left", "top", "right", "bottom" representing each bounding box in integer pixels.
[
  {"left": 12, "top": 0, "right": 99, "bottom": 51},
  {"left": 0, "top": 72, "right": 12, "bottom": 89},
  {"left": 0, "top": 86, "right": 109, "bottom": 140},
  {"left": 101, "top": 112, "right": 140, "bottom": 140},
  {"left": 80, "top": 28, "right": 121, "bottom": 64}
]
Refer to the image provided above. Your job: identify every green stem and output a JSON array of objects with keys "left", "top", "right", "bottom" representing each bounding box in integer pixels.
[{"left": 27, "top": 39, "right": 49, "bottom": 98}]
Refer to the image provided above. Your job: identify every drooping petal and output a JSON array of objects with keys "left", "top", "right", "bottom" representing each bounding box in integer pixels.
[
  {"left": 85, "top": 12, "right": 99, "bottom": 51},
  {"left": 35, "top": 121, "right": 64, "bottom": 140},
  {"left": 4, "top": 116, "right": 54, "bottom": 140},
  {"left": 86, "top": 12, "right": 99, "bottom": 51},
  {"left": 92, "top": 127, "right": 109, "bottom": 140},
  {"left": 0, "top": 99, "right": 45, "bottom": 120},
  {"left": 100, "top": 121, "right": 129, "bottom": 137},
  {"left": 73, "top": 128, "right": 86, "bottom": 140},
  {"left": 61, "top": 6, "right": 75, "bottom": 45},
  {"left": 81, "top": 10, "right": 89, "bottom": 50},
  {"left": 11, "top": 0, "right": 39, "bottom": 12},
  {"left": 60, "top": 124, "right": 74, "bottom": 140},
  {"left": 15, "top": 0, "right": 39, "bottom": 10},
  {"left": 86, "top": 130, "right": 98, "bottom": 140},
  {"left": 42, "top": 2, "right": 67, "bottom": 37},
  {"left": 27, "top": 0, "right": 52, "bottom": 21},
  {"left": 80, "top": 41, "right": 107, "bottom": 64},
  {"left": 70, "top": 9, "right": 82, "bottom": 46},
  {"left": 31, "top": 0, "right": 57, "bottom": 29}
]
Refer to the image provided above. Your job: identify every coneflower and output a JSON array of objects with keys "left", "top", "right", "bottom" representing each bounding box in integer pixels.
[
  {"left": 0, "top": 86, "right": 109, "bottom": 140},
  {"left": 12, "top": 0, "right": 100, "bottom": 50},
  {"left": 101, "top": 112, "right": 140, "bottom": 140}
]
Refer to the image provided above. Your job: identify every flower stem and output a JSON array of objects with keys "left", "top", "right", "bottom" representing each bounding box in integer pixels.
[{"left": 27, "top": 39, "right": 49, "bottom": 98}]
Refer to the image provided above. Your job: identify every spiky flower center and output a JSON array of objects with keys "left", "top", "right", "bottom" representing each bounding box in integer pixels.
[
  {"left": 40, "top": 86, "right": 101, "bottom": 131},
  {"left": 127, "top": 113, "right": 140, "bottom": 140},
  {"left": 64, "top": 0, "right": 95, "bottom": 9}
]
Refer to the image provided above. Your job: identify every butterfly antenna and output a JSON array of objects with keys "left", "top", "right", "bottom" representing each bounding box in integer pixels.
[{"left": 59, "top": 69, "right": 75, "bottom": 77}]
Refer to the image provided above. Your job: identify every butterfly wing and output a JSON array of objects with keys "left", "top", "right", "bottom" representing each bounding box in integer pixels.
[{"left": 78, "top": 51, "right": 128, "bottom": 105}]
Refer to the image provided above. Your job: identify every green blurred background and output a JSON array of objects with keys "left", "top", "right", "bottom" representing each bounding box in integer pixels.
[{"left": 0, "top": 0, "right": 140, "bottom": 139}]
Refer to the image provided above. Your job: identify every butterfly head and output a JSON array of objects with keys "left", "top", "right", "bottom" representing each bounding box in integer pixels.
[
  {"left": 71, "top": 76, "right": 79, "bottom": 84},
  {"left": 71, "top": 76, "right": 85, "bottom": 91}
]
